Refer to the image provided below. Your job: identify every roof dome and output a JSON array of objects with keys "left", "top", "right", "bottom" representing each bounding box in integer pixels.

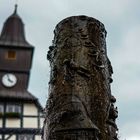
[{"left": 0, "top": 5, "right": 32, "bottom": 47}]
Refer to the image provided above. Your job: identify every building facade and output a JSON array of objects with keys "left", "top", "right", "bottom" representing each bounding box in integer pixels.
[{"left": 0, "top": 5, "right": 44, "bottom": 140}]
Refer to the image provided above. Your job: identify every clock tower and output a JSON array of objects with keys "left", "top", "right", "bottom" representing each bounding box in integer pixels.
[
  {"left": 0, "top": 5, "right": 34, "bottom": 91},
  {"left": 0, "top": 5, "right": 44, "bottom": 140}
]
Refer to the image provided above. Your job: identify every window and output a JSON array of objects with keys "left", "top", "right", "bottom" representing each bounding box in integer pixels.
[
  {"left": 0, "top": 104, "right": 4, "bottom": 113},
  {"left": 15, "top": 105, "right": 21, "bottom": 113},
  {"left": 6, "top": 50, "right": 16, "bottom": 60},
  {"left": 18, "top": 135, "right": 34, "bottom": 140},
  {"left": 6, "top": 104, "right": 21, "bottom": 113},
  {"left": 7, "top": 105, "right": 13, "bottom": 112}
]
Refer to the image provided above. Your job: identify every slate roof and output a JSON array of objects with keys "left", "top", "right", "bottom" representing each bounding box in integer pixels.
[
  {"left": 0, "top": 90, "right": 43, "bottom": 111},
  {"left": 0, "top": 90, "right": 36, "bottom": 101},
  {"left": 0, "top": 5, "right": 33, "bottom": 47}
]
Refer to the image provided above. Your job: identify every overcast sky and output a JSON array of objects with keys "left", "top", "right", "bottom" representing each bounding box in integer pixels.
[{"left": 0, "top": 0, "right": 140, "bottom": 139}]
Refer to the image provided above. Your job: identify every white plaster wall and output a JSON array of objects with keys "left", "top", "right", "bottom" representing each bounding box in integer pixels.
[
  {"left": 35, "top": 135, "right": 42, "bottom": 140},
  {"left": 5, "top": 135, "right": 16, "bottom": 140},
  {"left": 6, "top": 119, "right": 20, "bottom": 128},
  {"left": 39, "top": 112, "right": 43, "bottom": 116},
  {"left": 23, "top": 103, "right": 38, "bottom": 116},
  {"left": 23, "top": 118, "right": 37, "bottom": 128},
  {"left": 40, "top": 118, "right": 44, "bottom": 128},
  {"left": 1, "top": 135, "right": 42, "bottom": 140},
  {"left": 0, "top": 119, "right": 2, "bottom": 127}
]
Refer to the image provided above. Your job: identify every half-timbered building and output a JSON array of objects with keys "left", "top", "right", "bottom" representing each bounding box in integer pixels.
[{"left": 0, "top": 5, "right": 44, "bottom": 140}]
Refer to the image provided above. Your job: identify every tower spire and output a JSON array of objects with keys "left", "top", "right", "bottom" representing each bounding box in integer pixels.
[
  {"left": 14, "top": 4, "right": 18, "bottom": 14},
  {"left": 0, "top": 3, "right": 33, "bottom": 47}
]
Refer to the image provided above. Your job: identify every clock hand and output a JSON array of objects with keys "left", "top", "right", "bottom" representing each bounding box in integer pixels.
[{"left": 7, "top": 75, "right": 14, "bottom": 83}]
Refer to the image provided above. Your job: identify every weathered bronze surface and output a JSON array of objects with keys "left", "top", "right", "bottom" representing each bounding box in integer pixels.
[{"left": 43, "top": 16, "right": 118, "bottom": 140}]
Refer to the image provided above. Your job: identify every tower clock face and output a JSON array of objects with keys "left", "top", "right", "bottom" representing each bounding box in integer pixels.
[{"left": 2, "top": 74, "right": 17, "bottom": 87}]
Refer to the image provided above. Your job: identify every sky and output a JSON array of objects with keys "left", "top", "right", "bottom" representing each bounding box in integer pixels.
[{"left": 0, "top": 0, "right": 140, "bottom": 139}]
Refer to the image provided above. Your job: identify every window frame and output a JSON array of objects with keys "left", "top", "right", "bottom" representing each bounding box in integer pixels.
[
  {"left": 6, "top": 104, "right": 21, "bottom": 113},
  {"left": 6, "top": 50, "right": 16, "bottom": 60}
]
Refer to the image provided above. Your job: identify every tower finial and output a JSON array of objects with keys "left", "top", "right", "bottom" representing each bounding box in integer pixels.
[{"left": 14, "top": 4, "right": 18, "bottom": 14}]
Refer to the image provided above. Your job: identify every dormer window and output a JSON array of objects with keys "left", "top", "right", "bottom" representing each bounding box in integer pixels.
[
  {"left": 6, "top": 50, "right": 16, "bottom": 60},
  {"left": 6, "top": 104, "right": 21, "bottom": 113},
  {"left": 5, "top": 104, "right": 21, "bottom": 118}
]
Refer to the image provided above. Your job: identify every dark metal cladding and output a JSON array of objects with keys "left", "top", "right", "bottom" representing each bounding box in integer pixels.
[
  {"left": 0, "top": 5, "right": 32, "bottom": 47},
  {"left": 43, "top": 15, "right": 118, "bottom": 140}
]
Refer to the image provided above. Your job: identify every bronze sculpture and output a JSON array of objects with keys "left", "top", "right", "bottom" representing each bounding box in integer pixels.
[{"left": 43, "top": 15, "right": 118, "bottom": 140}]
